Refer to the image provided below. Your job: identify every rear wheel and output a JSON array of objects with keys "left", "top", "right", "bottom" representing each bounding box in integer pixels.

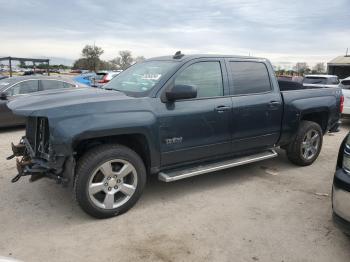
[
  {"left": 286, "top": 121, "right": 323, "bottom": 166},
  {"left": 74, "top": 144, "right": 146, "bottom": 218}
]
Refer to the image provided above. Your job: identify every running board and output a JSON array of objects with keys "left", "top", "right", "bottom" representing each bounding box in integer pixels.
[{"left": 158, "top": 149, "right": 278, "bottom": 182}]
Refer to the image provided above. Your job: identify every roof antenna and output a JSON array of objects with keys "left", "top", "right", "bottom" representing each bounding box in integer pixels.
[{"left": 173, "top": 51, "right": 184, "bottom": 59}]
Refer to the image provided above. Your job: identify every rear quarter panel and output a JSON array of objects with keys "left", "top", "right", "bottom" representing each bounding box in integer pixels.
[{"left": 279, "top": 87, "right": 342, "bottom": 145}]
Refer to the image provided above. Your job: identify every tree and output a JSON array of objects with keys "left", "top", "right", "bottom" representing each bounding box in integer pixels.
[
  {"left": 293, "top": 62, "right": 309, "bottom": 75},
  {"left": 110, "top": 50, "right": 135, "bottom": 70},
  {"left": 19, "top": 61, "right": 26, "bottom": 68},
  {"left": 73, "top": 58, "right": 89, "bottom": 70},
  {"left": 81, "top": 44, "right": 104, "bottom": 72},
  {"left": 118, "top": 50, "right": 133, "bottom": 70},
  {"left": 134, "top": 56, "right": 145, "bottom": 63},
  {"left": 109, "top": 57, "right": 122, "bottom": 70},
  {"left": 312, "top": 63, "right": 325, "bottom": 74}
]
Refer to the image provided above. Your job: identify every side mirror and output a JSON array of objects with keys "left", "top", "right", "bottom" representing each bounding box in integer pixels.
[
  {"left": 165, "top": 84, "right": 197, "bottom": 101},
  {"left": 0, "top": 92, "right": 7, "bottom": 100}
]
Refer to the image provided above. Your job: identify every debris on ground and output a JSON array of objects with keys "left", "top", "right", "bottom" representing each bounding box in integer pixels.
[{"left": 260, "top": 166, "right": 279, "bottom": 176}]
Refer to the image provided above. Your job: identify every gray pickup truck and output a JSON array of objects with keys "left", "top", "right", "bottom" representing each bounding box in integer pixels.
[{"left": 8, "top": 52, "right": 342, "bottom": 218}]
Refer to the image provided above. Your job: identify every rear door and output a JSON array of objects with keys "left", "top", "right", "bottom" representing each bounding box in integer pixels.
[
  {"left": 157, "top": 58, "right": 233, "bottom": 166},
  {"left": 226, "top": 59, "right": 283, "bottom": 153}
]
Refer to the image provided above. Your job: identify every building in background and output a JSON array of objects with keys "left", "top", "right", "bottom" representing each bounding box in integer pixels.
[{"left": 328, "top": 52, "right": 350, "bottom": 79}]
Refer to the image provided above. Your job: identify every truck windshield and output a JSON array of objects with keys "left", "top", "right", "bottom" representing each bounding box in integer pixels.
[{"left": 103, "top": 61, "right": 178, "bottom": 95}]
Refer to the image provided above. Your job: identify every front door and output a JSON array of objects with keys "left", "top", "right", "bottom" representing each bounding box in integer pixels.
[{"left": 157, "top": 59, "right": 233, "bottom": 167}]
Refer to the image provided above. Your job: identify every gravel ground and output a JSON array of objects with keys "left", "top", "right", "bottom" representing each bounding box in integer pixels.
[{"left": 0, "top": 122, "right": 350, "bottom": 262}]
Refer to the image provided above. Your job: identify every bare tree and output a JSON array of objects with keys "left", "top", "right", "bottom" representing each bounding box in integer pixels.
[
  {"left": 293, "top": 62, "right": 310, "bottom": 75},
  {"left": 110, "top": 50, "right": 142, "bottom": 70},
  {"left": 134, "top": 56, "right": 146, "bottom": 63},
  {"left": 118, "top": 50, "right": 134, "bottom": 70},
  {"left": 109, "top": 57, "right": 122, "bottom": 70},
  {"left": 312, "top": 63, "right": 325, "bottom": 73}
]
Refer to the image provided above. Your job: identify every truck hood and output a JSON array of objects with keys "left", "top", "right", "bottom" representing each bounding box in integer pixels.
[{"left": 7, "top": 87, "right": 133, "bottom": 117}]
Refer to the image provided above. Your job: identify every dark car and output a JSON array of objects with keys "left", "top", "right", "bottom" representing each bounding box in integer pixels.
[
  {"left": 0, "top": 75, "right": 8, "bottom": 80},
  {"left": 0, "top": 76, "right": 85, "bottom": 127},
  {"left": 8, "top": 53, "right": 342, "bottom": 218},
  {"left": 332, "top": 133, "right": 350, "bottom": 235}
]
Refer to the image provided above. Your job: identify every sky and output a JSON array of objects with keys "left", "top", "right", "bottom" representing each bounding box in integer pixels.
[{"left": 0, "top": 0, "right": 349, "bottom": 67}]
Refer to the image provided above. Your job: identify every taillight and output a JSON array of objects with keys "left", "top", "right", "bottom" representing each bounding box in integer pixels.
[
  {"left": 98, "top": 75, "right": 109, "bottom": 84},
  {"left": 340, "top": 95, "right": 344, "bottom": 113}
]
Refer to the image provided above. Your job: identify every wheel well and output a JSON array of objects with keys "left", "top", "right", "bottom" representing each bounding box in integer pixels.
[
  {"left": 301, "top": 111, "right": 328, "bottom": 133},
  {"left": 74, "top": 134, "right": 151, "bottom": 171}
]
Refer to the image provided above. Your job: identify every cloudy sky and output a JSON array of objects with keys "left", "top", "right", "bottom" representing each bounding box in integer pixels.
[{"left": 0, "top": 0, "right": 349, "bottom": 67}]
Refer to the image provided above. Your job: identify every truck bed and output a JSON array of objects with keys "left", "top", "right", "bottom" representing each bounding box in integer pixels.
[{"left": 278, "top": 87, "right": 342, "bottom": 146}]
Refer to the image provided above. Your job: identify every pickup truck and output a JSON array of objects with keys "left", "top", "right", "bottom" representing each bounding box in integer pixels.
[{"left": 7, "top": 53, "right": 343, "bottom": 218}]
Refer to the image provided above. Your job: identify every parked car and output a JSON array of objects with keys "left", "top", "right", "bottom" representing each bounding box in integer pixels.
[
  {"left": 70, "top": 69, "right": 83, "bottom": 74},
  {"left": 340, "top": 76, "right": 350, "bottom": 116},
  {"left": 91, "top": 71, "right": 122, "bottom": 87},
  {"left": 74, "top": 72, "right": 96, "bottom": 86},
  {"left": 8, "top": 53, "right": 342, "bottom": 218},
  {"left": 277, "top": 75, "right": 293, "bottom": 81},
  {"left": 303, "top": 75, "right": 340, "bottom": 89},
  {"left": 0, "top": 75, "right": 8, "bottom": 80},
  {"left": 278, "top": 79, "right": 304, "bottom": 91},
  {"left": 0, "top": 76, "right": 86, "bottom": 128},
  {"left": 332, "top": 132, "right": 350, "bottom": 235}
]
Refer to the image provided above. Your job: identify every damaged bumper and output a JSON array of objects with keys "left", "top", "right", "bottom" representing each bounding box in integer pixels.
[{"left": 8, "top": 137, "right": 71, "bottom": 185}]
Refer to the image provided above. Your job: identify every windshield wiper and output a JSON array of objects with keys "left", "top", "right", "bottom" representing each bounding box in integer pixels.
[{"left": 103, "top": 87, "right": 118, "bottom": 91}]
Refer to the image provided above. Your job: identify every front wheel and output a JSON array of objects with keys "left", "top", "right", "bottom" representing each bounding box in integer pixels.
[
  {"left": 286, "top": 121, "right": 323, "bottom": 166},
  {"left": 74, "top": 144, "right": 146, "bottom": 218}
]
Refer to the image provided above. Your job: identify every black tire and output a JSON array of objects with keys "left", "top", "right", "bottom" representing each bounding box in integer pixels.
[
  {"left": 74, "top": 144, "right": 146, "bottom": 219},
  {"left": 286, "top": 120, "right": 323, "bottom": 166}
]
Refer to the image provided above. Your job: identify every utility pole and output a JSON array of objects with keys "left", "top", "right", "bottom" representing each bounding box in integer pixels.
[{"left": 9, "top": 57, "right": 12, "bottom": 77}]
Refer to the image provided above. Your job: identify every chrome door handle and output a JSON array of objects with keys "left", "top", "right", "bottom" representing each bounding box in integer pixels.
[{"left": 215, "top": 105, "right": 231, "bottom": 113}]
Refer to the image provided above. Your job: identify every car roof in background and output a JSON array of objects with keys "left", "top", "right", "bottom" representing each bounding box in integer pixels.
[
  {"left": 0, "top": 76, "right": 83, "bottom": 91},
  {"left": 304, "top": 74, "right": 338, "bottom": 78}
]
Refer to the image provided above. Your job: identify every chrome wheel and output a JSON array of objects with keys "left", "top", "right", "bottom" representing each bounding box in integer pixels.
[
  {"left": 88, "top": 159, "right": 138, "bottom": 210},
  {"left": 301, "top": 129, "right": 320, "bottom": 160}
]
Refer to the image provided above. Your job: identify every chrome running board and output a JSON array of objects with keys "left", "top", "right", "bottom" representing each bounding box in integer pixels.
[{"left": 158, "top": 149, "right": 278, "bottom": 182}]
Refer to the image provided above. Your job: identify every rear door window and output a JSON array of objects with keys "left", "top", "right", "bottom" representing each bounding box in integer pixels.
[
  {"left": 327, "top": 77, "right": 339, "bottom": 85},
  {"left": 7, "top": 80, "right": 39, "bottom": 96},
  {"left": 303, "top": 77, "right": 327, "bottom": 84},
  {"left": 41, "top": 80, "right": 74, "bottom": 90},
  {"left": 228, "top": 62, "right": 272, "bottom": 95}
]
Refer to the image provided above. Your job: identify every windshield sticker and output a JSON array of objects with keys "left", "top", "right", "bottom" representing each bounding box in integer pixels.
[{"left": 141, "top": 74, "right": 161, "bottom": 80}]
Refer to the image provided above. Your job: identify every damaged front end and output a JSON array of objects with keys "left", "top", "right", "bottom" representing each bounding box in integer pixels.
[{"left": 8, "top": 117, "right": 71, "bottom": 185}]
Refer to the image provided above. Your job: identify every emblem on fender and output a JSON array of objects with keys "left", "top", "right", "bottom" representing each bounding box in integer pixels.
[{"left": 165, "top": 137, "right": 183, "bottom": 145}]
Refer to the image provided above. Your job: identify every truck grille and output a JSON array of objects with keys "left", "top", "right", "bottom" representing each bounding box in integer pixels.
[{"left": 26, "top": 117, "right": 50, "bottom": 156}]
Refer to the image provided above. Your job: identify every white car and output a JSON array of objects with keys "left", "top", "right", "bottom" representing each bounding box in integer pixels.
[
  {"left": 340, "top": 76, "right": 350, "bottom": 116},
  {"left": 303, "top": 75, "right": 340, "bottom": 89}
]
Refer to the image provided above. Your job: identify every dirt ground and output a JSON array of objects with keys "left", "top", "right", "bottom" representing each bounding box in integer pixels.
[{"left": 0, "top": 122, "right": 350, "bottom": 262}]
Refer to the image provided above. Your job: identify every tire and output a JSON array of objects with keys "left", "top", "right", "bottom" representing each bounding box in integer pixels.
[
  {"left": 74, "top": 144, "right": 146, "bottom": 219},
  {"left": 286, "top": 120, "right": 323, "bottom": 166}
]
